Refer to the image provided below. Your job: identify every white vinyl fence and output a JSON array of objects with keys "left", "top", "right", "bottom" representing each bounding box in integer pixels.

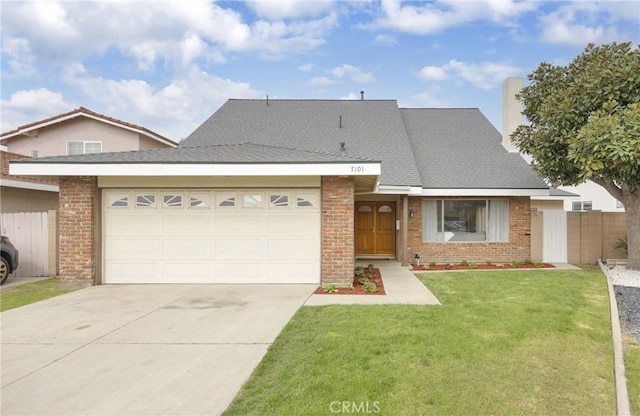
[{"left": 1, "top": 212, "right": 49, "bottom": 277}]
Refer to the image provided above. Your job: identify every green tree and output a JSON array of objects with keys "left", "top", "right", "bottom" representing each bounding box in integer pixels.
[{"left": 512, "top": 42, "right": 640, "bottom": 269}]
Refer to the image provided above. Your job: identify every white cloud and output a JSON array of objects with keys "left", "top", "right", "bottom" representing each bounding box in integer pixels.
[
  {"left": 298, "top": 63, "right": 316, "bottom": 72},
  {"left": 364, "top": 0, "right": 537, "bottom": 34},
  {"left": 306, "top": 77, "right": 336, "bottom": 86},
  {"left": 538, "top": 3, "right": 634, "bottom": 47},
  {"left": 331, "top": 64, "right": 375, "bottom": 83},
  {"left": 373, "top": 34, "right": 397, "bottom": 46},
  {"left": 61, "top": 64, "right": 263, "bottom": 140},
  {"left": 417, "top": 60, "right": 523, "bottom": 90},
  {"left": 405, "top": 88, "right": 449, "bottom": 108},
  {"left": 245, "top": 0, "right": 335, "bottom": 20},
  {"left": 0, "top": 0, "right": 338, "bottom": 72},
  {"left": 1, "top": 38, "right": 36, "bottom": 77},
  {"left": 418, "top": 66, "right": 449, "bottom": 81},
  {"left": 1, "top": 88, "right": 72, "bottom": 132},
  {"left": 341, "top": 92, "right": 360, "bottom": 100}
]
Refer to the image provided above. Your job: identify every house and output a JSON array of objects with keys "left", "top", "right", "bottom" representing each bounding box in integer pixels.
[{"left": 10, "top": 99, "right": 549, "bottom": 286}]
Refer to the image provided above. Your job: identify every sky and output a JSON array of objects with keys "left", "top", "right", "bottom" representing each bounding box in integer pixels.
[{"left": 1, "top": 0, "right": 639, "bottom": 142}]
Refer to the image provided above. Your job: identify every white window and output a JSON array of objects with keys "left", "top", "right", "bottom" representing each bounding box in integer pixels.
[
  {"left": 67, "top": 141, "right": 102, "bottom": 155},
  {"left": 422, "top": 199, "right": 509, "bottom": 242},
  {"left": 243, "top": 194, "right": 263, "bottom": 208},
  {"left": 216, "top": 193, "right": 236, "bottom": 208},
  {"left": 136, "top": 194, "right": 156, "bottom": 208},
  {"left": 189, "top": 193, "right": 210, "bottom": 209},
  {"left": 270, "top": 194, "right": 289, "bottom": 208},
  {"left": 162, "top": 193, "right": 183, "bottom": 208},
  {"left": 296, "top": 192, "right": 318, "bottom": 208},
  {"left": 108, "top": 193, "right": 129, "bottom": 208},
  {"left": 30, "top": 150, "right": 38, "bottom": 157},
  {"left": 572, "top": 201, "right": 593, "bottom": 211},
  {"left": 616, "top": 200, "right": 624, "bottom": 209}
]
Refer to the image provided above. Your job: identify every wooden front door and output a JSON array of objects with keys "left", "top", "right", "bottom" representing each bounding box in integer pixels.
[{"left": 355, "top": 202, "right": 396, "bottom": 256}]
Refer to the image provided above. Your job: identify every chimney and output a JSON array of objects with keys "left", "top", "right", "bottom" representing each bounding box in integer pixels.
[{"left": 502, "top": 77, "right": 523, "bottom": 152}]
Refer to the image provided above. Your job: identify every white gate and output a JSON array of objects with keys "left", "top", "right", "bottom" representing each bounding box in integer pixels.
[
  {"left": 0, "top": 212, "right": 49, "bottom": 277},
  {"left": 542, "top": 210, "right": 567, "bottom": 263}
]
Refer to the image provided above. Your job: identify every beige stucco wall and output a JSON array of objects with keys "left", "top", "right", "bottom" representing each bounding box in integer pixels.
[
  {"left": 6, "top": 118, "right": 144, "bottom": 157},
  {"left": 139, "top": 135, "right": 172, "bottom": 150},
  {"left": 530, "top": 200, "right": 564, "bottom": 211},
  {"left": 0, "top": 187, "right": 58, "bottom": 213}
]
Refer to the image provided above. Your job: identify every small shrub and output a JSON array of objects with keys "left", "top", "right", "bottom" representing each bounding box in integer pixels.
[
  {"left": 496, "top": 263, "right": 504, "bottom": 268},
  {"left": 364, "top": 282, "right": 378, "bottom": 293},
  {"left": 444, "top": 263, "right": 452, "bottom": 270},
  {"left": 535, "top": 262, "right": 544, "bottom": 268},
  {"left": 323, "top": 283, "right": 337, "bottom": 294},
  {"left": 346, "top": 282, "right": 354, "bottom": 290},
  {"left": 486, "top": 261, "right": 493, "bottom": 265},
  {"left": 469, "top": 262, "right": 477, "bottom": 269},
  {"left": 359, "top": 277, "right": 370, "bottom": 286},
  {"left": 460, "top": 259, "right": 469, "bottom": 266},
  {"left": 616, "top": 236, "right": 628, "bottom": 255},
  {"left": 523, "top": 258, "right": 533, "bottom": 265},
  {"left": 355, "top": 266, "right": 365, "bottom": 278},
  {"left": 429, "top": 261, "right": 436, "bottom": 267},
  {"left": 367, "top": 264, "right": 375, "bottom": 275},
  {"left": 511, "top": 260, "right": 520, "bottom": 268}
]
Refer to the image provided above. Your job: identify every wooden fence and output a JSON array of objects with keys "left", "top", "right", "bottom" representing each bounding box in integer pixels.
[{"left": 0, "top": 211, "right": 57, "bottom": 277}]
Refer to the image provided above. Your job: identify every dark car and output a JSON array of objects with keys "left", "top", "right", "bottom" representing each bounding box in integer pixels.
[{"left": 1, "top": 235, "right": 19, "bottom": 285}]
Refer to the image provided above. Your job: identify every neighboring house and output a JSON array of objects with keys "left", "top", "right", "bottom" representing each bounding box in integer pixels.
[
  {"left": 1, "top": 106, "right": 178, "bottom": 158},
  {"left": 10, "top": 99, "right": 549, "bottom": 286}
]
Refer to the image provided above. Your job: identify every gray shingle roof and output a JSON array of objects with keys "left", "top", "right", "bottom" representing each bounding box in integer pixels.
[
  {"left": 181, "top": 99, "right": 422, "bottom": 187},
  {"left": 11, "top": 143, "right": 373, "bottom": 164},
  {"left": 400, "top": 108, "right": 548, "bottom": 189}
]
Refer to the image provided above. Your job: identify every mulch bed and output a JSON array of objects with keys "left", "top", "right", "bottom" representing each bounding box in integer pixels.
[
  {"left": 412, "top": 263, "right": 555, "bottom": 271},
  {"left": 314, "top": 268, "right": 386, "bottom": 295}
]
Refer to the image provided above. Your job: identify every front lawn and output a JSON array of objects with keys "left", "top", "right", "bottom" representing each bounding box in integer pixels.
[
  {"left": 0, "top": 278, "right": 77, "bottom": 312},
  {"left": 625, "top": 335, "right": 640, "bottom": 414},
  {"left": 224, "top": 267, "right": 615, "bottom": 415}
]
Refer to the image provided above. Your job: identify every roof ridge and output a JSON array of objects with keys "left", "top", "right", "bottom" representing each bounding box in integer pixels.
[
  {"left": 227, "top": 98, "right": 397, "bottom": 102},
  {"left": 399, "top": 107, "right": 480, "bottom": 110}
]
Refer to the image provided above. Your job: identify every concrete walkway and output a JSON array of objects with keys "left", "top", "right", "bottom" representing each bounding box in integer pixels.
[{"left": 305, "top": 260, "right": 441, "bottom": 306}]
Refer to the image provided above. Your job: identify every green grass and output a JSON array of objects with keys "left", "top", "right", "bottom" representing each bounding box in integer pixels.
[
  {"left": 624, "top": 335, "right": 640, "bottom": 414},
  {"left": 224, "top": 267, "right": 615, "bottom": 415},
  {"left": 0, "top": 278, "right": 77, "bottom": 312}
]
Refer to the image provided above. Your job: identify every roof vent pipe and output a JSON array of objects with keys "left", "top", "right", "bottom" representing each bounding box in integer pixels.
[
  {"left": 339, "top": 115, "right": 342, "bottom": 128},
  {"left": 360, "top": 91, "right": 364, "bottom": 100},
  {"left": 266, "top": 95, "right": 269, "bottom": 106},
  {"left": 340, "top": 142, "right": 346, "bottom": 152}
]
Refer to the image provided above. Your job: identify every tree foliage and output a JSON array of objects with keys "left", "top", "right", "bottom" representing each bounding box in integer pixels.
[{"left": 511, "top": 42, "right": 640, "bottom": 269}]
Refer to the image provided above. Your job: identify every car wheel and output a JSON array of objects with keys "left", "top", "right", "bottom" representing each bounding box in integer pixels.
[{"left": 0, "top": 257, "right": 9, "bottom": 285}]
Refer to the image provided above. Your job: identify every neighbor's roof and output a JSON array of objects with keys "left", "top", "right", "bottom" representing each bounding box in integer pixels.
[
  {"left": 400, "top": 108, "right": 548, "bottom": 189},
  {"left": 0, "top": 107, "right": 178, "bottom": 148},
  {"left": 0, "top": 150, "right": 58, "bottom": 191},
  {"left": 181, "top": 99, "right": 423, "bottom": 187}
]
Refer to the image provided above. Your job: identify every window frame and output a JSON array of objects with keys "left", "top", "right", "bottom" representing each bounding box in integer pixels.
[{"left": 66, "top": 140, "right": 103, "bottom": 155}]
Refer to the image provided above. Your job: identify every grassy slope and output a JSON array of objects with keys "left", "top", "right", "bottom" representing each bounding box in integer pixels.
[{"left": 224, "top": 267, "right": 615, "bottom": 415}]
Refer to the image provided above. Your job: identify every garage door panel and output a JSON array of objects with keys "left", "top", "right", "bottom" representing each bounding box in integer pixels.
[
  {"left": 215, "top": 239, "right": 264, "bottom": 260},
  {"left": 106, "top": 215, "right": 158, "bottom": 235},
  {"left": 216, "top": 215, "right": 264, "bottom": 235},
  {"left": 268, "top": 215, "right": 320, "bottom": 237},
  {"left": 268, "top": 239, "right": 319, "bottom": 260},
  {"left": 106, "top": 262, "right": 160, "bottom": 284},
  {"left": 162, "top": 239, "right": 213, "bottom": 259},
  {"left": 216, "top": 263, "right": 267, "bottom": 283},
  {"left": 269, "top": 262, "right": 318, "bottom": 283},
  {"left": 162, "top": 262, "right": 213, "bottom": 283},
  {"left": 162, "top": 215, "right": 213, "bottom": 236},
  {"left": 104, "top": 189, "right": 320, "bottom": 284},
  {"left": 105, "top": 239, "right": 161, "bottom": 260}
]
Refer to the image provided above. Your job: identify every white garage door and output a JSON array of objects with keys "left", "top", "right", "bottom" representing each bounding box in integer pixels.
[{"left": 103, "top": 189, "right": 321, "bottom": 284}]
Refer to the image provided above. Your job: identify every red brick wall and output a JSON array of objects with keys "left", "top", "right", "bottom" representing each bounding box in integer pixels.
[
  {"left": 58, "top": 176, "right": 96, "bottom": 284},
  {"left": 321, "top": 176, "right": 354, "bottom": 286},
  {"left": 406, "top": 196, "right": 532, "bottom": 263}
]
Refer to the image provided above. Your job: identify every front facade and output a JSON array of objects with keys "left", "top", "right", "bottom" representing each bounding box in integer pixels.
[{"left": 11, "top": 99, "right": 548, "bottom": 287}]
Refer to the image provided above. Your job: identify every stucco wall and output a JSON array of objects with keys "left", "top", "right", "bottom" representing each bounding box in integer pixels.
[{"left": 6, "top": 118, "right": 141, "bottom": 157}]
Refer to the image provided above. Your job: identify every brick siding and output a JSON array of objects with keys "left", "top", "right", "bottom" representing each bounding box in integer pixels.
[
  {"left": 405, "top": 196, "right": 532, "bottom": 264},
  {"left": 58, "top": 176, "right": 96, "bottom": 284},
  {"left": 321, "top": 176, "right": 355, "bottom": 286}
]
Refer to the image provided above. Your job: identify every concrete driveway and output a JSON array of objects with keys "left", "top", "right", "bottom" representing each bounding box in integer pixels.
[{"left": 1, "top": 284, "right": 315, "bottom": 416}]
